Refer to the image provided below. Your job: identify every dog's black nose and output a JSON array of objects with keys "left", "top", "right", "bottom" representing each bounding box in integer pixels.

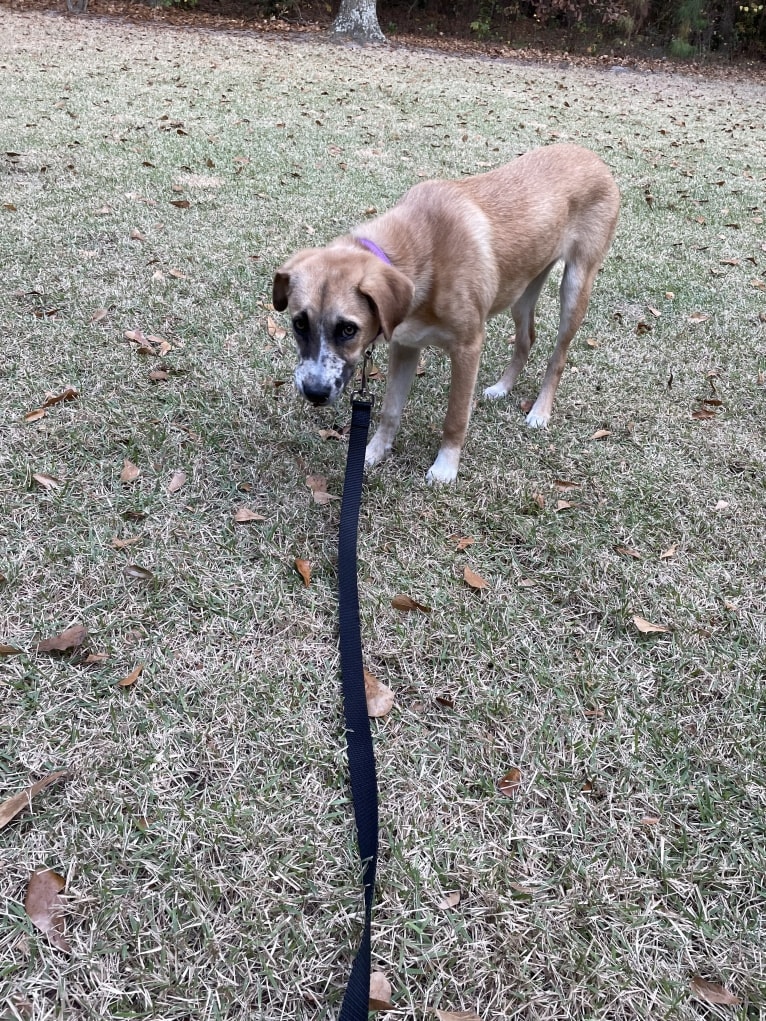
[{"left": 302, "top": 383, "right": 332, "bottom": 406}]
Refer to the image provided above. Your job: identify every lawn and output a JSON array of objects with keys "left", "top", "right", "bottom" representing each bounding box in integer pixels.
[{"left": 1, "top": 8, "right": 765, "bottom": 1019}]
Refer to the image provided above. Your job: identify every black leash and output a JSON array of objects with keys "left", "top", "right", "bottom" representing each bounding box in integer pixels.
[{"left": 337, "top": 354, "right": 378, "bottom": 1020}]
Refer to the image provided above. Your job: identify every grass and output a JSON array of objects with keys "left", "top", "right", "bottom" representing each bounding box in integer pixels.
[{"left": 1, "top": 7, "right": 765, "bottom": 1019}]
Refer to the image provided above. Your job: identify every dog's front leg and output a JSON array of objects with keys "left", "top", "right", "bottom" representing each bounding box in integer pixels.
[
  {"left": 365, "top": 341, "right": 421, "bottom": 468},
  {"left": 426, "top": 336, "right": 483, "bottom": 484}
]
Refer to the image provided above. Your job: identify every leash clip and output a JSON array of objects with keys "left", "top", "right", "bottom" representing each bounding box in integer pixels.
[{"left": 354, "top": 345, "right": 376, "bottom": 406}]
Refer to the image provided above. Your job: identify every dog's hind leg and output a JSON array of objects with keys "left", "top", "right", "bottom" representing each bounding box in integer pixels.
[
  {"left": 483, "top": 263, "right": 554, "bottom": 400},
  {"left": 365, "top": 341, "right": 422, "bottom": 468},
  {"left": 525, "top": 260, "right": 597, "bottom": 428}
]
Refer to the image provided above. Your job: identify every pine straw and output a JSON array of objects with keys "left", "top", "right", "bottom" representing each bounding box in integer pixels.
[{"left": 1, "top": 9, "right": 765, "bottom": 1020}]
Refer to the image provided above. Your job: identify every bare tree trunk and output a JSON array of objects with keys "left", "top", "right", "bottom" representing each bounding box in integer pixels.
[{"left": 330, "top": 0, "right": 386, "bottom": 44}]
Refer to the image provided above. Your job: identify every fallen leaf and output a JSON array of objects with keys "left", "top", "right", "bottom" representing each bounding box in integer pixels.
[
  {"left": 632, "top": 615, "right": 669, "bottom": 635},
  {"left": 110, "top": 536, "right": 142, "bottom": 549},
  {"left": 449, "top": 535, "right": 475, "bottom": 551},
  {"left": 36, "top": 624, "right": 88, "bottom": 654},
  {"left": 369, "top": 971, "right": 393, "bottom": 1011},
  {"left": 318, "top": 428, "right": 345, "bottom": 441},
  {"left": 24, "top": 408, "right": 46, "bottom": 423},
  {"left": 585, "top": 337, "right": 599, "bottom": 348},
  {"left": 90, "top": 307, "right": 109, "bottom": 323},
  {"left": 167, "top": 470, "right": 187, "bottom": 494},
  {"left": 130, "top": 228, "right": 146, "bottom": 241},
  {"left": 305, "top": 474, "right": 339, "bottom": 505},
  {"left": 463, "top": 566, "right": 488, "bottom": 591},
  {"left": 0, "top": 644, "right": 23, "bottom": 656},
  {"left": 532, "top": 491, "right": 545, "bottom": 509},
  {"left": 641, "top": 815, "right": 661, "bottom": 826},
  {"left": 295, "top": 558, "right": 311, "bottom": 587},
  {"left": 614, "top": 545, "right": 641, "bottom": 559},
  {"left": 170, "top": 199, "right": 191, "bottom": 209},
  {"left": 498, "top": 766, "right": 522, "bottom": 797},
  {"left": 690, "top": 976, "right": 741, "bottom": 1007},
  {"left": 41, "top": 387, "right": 78, "bottom": 408},
  {"left": 123, "top": 565, "right": 154, "bottom": 581},
  {"left": 437, "top": 890, "right": 461, "bottom": 909},
  {"left": 120, "top": 459, "right": 141, "bottom": 484},
  {"left": 692, "top": 407, "right": 716, "bottom": 420},
  {"left": 364, "top": 668, "right": 395, "bottom": 718},
  {"left": 116, "top": 663, "right": 143, "bottom": 688},
  {"left": 32, "top": 473, "right": 60, "bottom": 490},
  {"left": 518, "top": 577, "right": 537, "bottom": 588},
  {"left": 0, "top": 771, "right": 68, "bottom": 831},
  {"left": 555, "top": 499, "right": 575, "bottom": 512},
  {"left": 553, "top": 479, "right": 580, "bottom": 491},
  {"left": 688, "top": 311, "right": 710, "bottom": 323},
  {"left": 713, "top": 499, "right": 730, "bottom": 511},
  {"left": 433, "top": 1009, "right": 482, "bottom": 1021},
  {"left": 267, "top": 316, "right": 287, "bottom": 341},
  {"left": 25, "top": 869, "right": 70, "bottom": 952},
  {"left": 83, "top": 652, "right": 109, "bottom": 665},
  {"left": 391, "top": 593, "right": 432, "bottom": 613},
  {"left": 233, "top": 506, "right": 266, "bottom": 524},
  {"left": 590, "top": 428, "right": 611, "bottom": 440},
  {"left": 149, "top": 369, "right": 169, "bottom": 382},
  {"left": 659, "top": 544, "right": 677, "bottom": 559}
]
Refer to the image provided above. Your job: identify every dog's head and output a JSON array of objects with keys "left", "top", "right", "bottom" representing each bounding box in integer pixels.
[{"left": 272, "top": 244, "right": 414, "bottom": 406}]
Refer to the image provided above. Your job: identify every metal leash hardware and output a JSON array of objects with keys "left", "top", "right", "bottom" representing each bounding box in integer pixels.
[{"left": 354, "top": 344, "right": 376, "bottom": 406}]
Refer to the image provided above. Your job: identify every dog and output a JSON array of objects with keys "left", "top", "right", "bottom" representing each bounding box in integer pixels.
[{"left": 272, "top": 143, "right": 620, "bottom": 483}]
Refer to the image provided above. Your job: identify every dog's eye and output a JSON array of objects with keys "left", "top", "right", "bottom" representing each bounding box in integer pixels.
[
  {"left": 338, "top": 322, "right": 358, "bottom": 340},
  {"left": 292, "top": 314, "right": 309, "bottom": 334}
]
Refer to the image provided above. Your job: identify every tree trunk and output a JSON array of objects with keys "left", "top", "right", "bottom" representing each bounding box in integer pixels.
[{"left": 330, "top": 0, "right": 386, "bottom": 44}]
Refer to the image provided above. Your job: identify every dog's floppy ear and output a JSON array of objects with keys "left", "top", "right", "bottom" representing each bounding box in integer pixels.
[
  {"left": 272, "top": 264, "right": 293, "bottom": 312},
  {"left": 272, "top": 250, "right": 314, "bottom": 312},
  {"left": 359, "top": 264, "right": 414, "bottom": 340}
]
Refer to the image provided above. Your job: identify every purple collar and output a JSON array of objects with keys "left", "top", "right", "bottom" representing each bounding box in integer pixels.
[{"left": 356, "top": 236, "right": 392, "bottom": 266}]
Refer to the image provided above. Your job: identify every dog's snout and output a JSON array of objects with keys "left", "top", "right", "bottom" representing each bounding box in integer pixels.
[{"left": 301, "top": 382, "right": 332, "bottom": 406}]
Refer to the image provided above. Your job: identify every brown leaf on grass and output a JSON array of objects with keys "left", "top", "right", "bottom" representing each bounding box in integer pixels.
[
  {"left": 590, "top": 428, "right": 611, "bottom": 440},
  {"left": 233, "top": 507, "right": 266, "bottom": 524},
  {"left": 463, "top": 566, "right": 488, "bottom": 591},
  {"left": 90, "top": 307, "right": 109, "bottom": 323},
  {"left": 448, "top": 535, "right": 475, "bottom": 551},
  {"left": 123, "top": 564, "right": 154, "bottom": 581},
  {"left": 391, "top": 593, "right": 432, "bottom": 613},
  {"left": 433, "top": 1009, "right": 482, "bottom": 1021},
  {"left": 32, "top": 473, "right": 60, "bottom": 490},
  {"left": 25, "top": 869, "right": 70, "bottom": 952},
  {"left": 149, "top": 369, "right": 170, "bottom": 382},
  {"left": 42, "top": 387, "right": 78, "bottom": 408},
  {"left": 1, "top": 644, "right": 23, "bottom": 656},
  {"left": 553, "top": 479, "right": 580, "bottom": 491},
  {"left": 295, "top": 558, "right": 311, "bottom": 587},
  {"left": 36, "top": 624, "right": 88, "bottom": 654},
  {"left": 267, "top": 316, "right": 287, "bottom": 341},
  {"left": 437, "top": 890, "right": 461, "bottom": 909},
  {"left": 167, "top": 470, "right": 187, "bottom": 494},
  {"left": 364, "top": 668, "right": 395, "bottom": 718},
  {"left": 614, "top": 545, "right": 642, "bottom": 559},
  {"left": 305, "top": 474, "right": 339, "bottom": 505},
  {"left": 170, "top": 199, "right": 191, "bottom": 209},
  {"left": 688, "top": 311, "right": 711, "bottom": 323},
  {"left": 116, "top": 663, "right": 143, "bottom": 688},
  {"left": 24, "top": 408, "right": 46, "bottom": 423},
  {"left": 632, "top": 615, "right": 669, "bottom": 635},
  {"left": 690, "top": 976, "right": 741, "bottom": 1006},
  {"left": 369, "top": 971, "right": 393, "bottom": 1011},
  {"left": 120, "top": 459, "right": 141, "bottom": 484},
  {"left": 318, "top": 428, "right": 346, "bottom": 441},
  {"left": 111, "top": 536, "right": 142, "bottom": 549},
  {"left": 0, "top": 771, "right": 68, "bottom": 831},
  {"left": 555, "top": 499, "right": 575, "bottom": 512},
  {"left": 659, "top": 544, "right": 677, "bottom": 560},
  {"left": 498, "top": 766, "right": 522, "bottom": 798}
]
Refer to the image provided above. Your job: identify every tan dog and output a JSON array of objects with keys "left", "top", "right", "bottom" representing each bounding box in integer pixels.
[{"left": 273, "top": 143, "right": 619, "bottom": 483}]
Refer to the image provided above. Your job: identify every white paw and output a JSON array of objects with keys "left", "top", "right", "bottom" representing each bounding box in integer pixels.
[
  {"left": 483, "top": 382, "right": 508, "bottom": 400},
  {"left": 365, "top": 435, "right": 391, "bottom": 467},
  {"left": 525, "top": 408, "right": 550, "bottom": 429},
  {"left": 426, "top": 449, "right": 459, "bottom": 484}
]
